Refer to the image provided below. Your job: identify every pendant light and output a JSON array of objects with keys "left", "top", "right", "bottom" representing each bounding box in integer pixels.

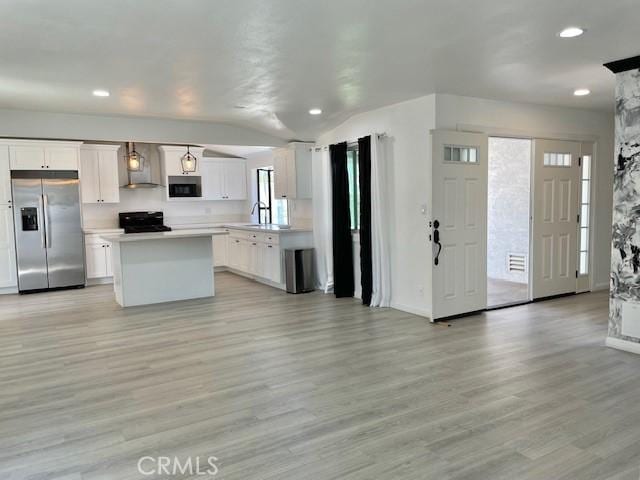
[
  {"left": 181, "top": 145, "right": 197, "bottom": 173},
  {"left": 126, "top": 142, "right": 145, "bottom": 172}
]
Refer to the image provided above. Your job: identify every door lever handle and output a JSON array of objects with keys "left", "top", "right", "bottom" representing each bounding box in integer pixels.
[
  {"left": 433, "top": 219, "right": 442, "bottom": 266},
  {"left": 38, "top": 195, "right": 46, "bottom": 249},
  {"left": 43, "top": 194, "right": 51, "bottom": 248}
]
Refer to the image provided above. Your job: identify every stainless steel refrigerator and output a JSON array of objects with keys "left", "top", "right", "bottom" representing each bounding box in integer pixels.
[{"left": 11, "top": 171, "right": 85, "bottom": 292}]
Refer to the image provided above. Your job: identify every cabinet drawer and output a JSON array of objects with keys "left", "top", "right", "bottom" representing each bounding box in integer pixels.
[{"left": 264, "top": 233, "right": 279, "bottom": 244}]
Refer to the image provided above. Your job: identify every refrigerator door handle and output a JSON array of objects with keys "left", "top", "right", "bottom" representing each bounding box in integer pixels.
[
  {"left": 43, "top": 193, "right": 51, "bottom": 248},
  {"left": 38, "top": 194, "right": 46, "bottom": 249}
]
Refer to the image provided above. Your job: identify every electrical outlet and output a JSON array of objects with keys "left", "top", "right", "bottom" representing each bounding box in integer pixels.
[{"left": 418, "top": 284, "right": 424, "bottom": 294}]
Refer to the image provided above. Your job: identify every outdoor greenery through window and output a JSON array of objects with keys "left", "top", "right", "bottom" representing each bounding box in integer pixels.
[
  {"left": 347, "top": 147, "right": 360, "bottom": 231},
  {"left": 257, "top": 168, "right": 288, "bottom": 225}
]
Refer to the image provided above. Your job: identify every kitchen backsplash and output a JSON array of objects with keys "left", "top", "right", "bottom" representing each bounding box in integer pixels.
[{"left": 82, "top": 188, "right": 313, "bottom": 229}]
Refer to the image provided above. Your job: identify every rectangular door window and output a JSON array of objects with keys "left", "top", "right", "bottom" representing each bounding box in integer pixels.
[{"left": 579, "top": 155, "right": 591, "bottom": 275}]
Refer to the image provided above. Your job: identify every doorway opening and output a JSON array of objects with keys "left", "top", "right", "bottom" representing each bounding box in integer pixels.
[{"left": 487, "top": 137, "right": 531, "bottom": 308}]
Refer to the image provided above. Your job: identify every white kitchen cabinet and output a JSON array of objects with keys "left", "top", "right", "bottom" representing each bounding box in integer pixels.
[
  {"left": 159, "top": 145, "right": 205, "bottom": 177},
  {"left": 201, "top": 160, "right": 225, "bottom": 200},
  {"left": 264, "top": 243, "right": 282, "bottom": 283},
  {"left": 223, "top": 160, "right": 247, "bottom": 200},
  {"left": 80, "top": 145, "right": 121, "bottom": 203},
  {"left": 85, "top": 234, "right": 113, "bottom": 279},
  {"left": 86, "top": 244, "right": 108, "bottom": 278},
  {"left": 0, "top": 204, "right": 17, "bottom": 288},
  {"left": 213, "top": 234, "right": 227, "bottom": 267},
  {"left": 0, "top": 145, "right": 11, "bottom": 205},
  {"left": 273, "top": 142, "right": 313, "bottom": 199},
  {"left": 228, "top": 237, "right": 250, "bottom": 271},
  {"left": 201, "top": 158, "right": 247, "bottom": 200},
  {"left": 7, "top": 141, "right": 81, "bottom": 170},
  {"left": 9, "top": 144, "right": 45, "bottom": 170},
  {"left": 249, "top": 241, "right": 264, "bottom": 277},
  {"left": 46, "top": 146, "right": 80, "bottom": 170}
]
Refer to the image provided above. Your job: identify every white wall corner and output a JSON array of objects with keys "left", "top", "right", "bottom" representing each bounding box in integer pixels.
[{"left": 606, "top": 336, "right": 640, "bottom": 355}]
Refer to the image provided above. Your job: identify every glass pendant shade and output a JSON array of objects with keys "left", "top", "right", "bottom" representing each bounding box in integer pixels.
[
  {"left": 181, "top": 146, "right": 197, "bottom": 173},
  {"left": 127, "top": 142, "right": 145, "bottom": 172}
]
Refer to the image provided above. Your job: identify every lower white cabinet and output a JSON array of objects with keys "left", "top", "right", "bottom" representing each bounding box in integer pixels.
[
  {"left": 264, "top": 243, "right": 282, "bottom": 283},
  {"left": 213, "top": 234, "right": 227, "bottom": 267},
  {"left": 227, "top": 229, "right": 283, "bottom": 285},
  {"left": 0, "top": 204, "right": 17, "bottom": 288},
  {"left": 85, "top": 235, "right": 113, "bottom": 279}
]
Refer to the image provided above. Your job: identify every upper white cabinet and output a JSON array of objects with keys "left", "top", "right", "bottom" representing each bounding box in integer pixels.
[
  {"left": 273, "top": 142, "right": 313, "bottom": 199},
  {"left": 0, "top": 146, "right": 16, "bottom": 289},
  {"left": 201, "top": 158, "right": 247, "bottom": 200},
  {"left": 6, "top": 141, "right": 81, "bottom": 170},
  {"left": 0, "top": 146, "right": 11, "bottom": 205},
  {"left": 0, "top": 203, "right": 16, "bottom": 288},
  {"left": 159, "top": 145, "right": 205, "bottom": 177},
  {"left": 80, "top": 145, "right": 121, "bottom": 204}
]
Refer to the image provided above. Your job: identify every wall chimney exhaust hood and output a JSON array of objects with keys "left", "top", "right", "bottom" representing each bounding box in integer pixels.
[{"left": 121, "top": 142, "right": 162, "bottom": 189}]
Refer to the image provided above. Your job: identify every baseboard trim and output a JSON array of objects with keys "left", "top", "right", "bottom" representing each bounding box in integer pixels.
[
  {"left": 606, "top": 336, "right": 640, "bottom": 355},
  {"left": 593, "top": 282, "right": 609, "bottom": 292},
  {"left": 86, "top": 277, "right": 113, "bottom": 286},
  {"left": 0, "top": 286, "right": 18, "bottom": 295},
  {"left": 390, "top": 302, "right": 431, "bottom": 320}
]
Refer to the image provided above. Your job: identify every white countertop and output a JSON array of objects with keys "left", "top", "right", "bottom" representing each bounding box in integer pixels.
[
  {"left": 84, "top": 227, "right": 125, "bottom": 234},
  {"left": 223, "top": 223, "right": 312, "bottom": 233},
  {"left": 101, "top": 229, "right": 227, "bottom": 243}
]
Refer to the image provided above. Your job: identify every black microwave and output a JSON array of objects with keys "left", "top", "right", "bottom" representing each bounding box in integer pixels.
[{"left": 168, "top": 181, "right": 201, "bottom": 198}]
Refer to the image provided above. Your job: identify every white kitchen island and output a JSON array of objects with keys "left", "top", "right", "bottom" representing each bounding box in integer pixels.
[{"left": 100, "top": 230, "right": 226, "bottom": 307}]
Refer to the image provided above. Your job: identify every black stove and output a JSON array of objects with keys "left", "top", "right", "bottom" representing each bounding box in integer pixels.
[{"left": 119, "top": 211, "right": 172, "bottom": 234}]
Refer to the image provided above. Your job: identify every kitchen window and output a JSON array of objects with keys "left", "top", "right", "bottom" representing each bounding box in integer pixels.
[
  {"left": 347, "top": 146, "right": 360, "bottom": 231},
  {"left": 257, "top": 168, "right": 288, "bottom": 225}
]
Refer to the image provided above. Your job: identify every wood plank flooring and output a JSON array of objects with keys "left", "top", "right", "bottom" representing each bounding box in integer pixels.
[{"left": 0, "top": 273, "right": 637, "bottom": 479}]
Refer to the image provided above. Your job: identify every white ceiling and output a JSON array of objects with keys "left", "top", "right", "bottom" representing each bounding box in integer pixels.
[
  {"left": 1, "top": 0, "right": 636, "bottom": 140},
  {"left": 202, "top": 144, "right": 272, "bottom": 158}
]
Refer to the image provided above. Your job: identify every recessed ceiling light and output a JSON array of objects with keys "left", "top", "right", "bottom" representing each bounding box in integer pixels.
[
  {"left": 92, "top": 89, "right": 110, "bottom": 97},
  {"left": 559, "top": 27, "right": 584, "bottom": 38},
  {"left": 574, "top": 88, "right": 591, "bottom": 96},
  {"left": 309, "top": 108, "right": 322, "bottom": 115}
]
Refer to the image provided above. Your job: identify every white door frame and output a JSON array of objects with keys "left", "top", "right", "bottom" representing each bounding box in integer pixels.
[{"left": 461, "top": 124, "right": 599, "bottom": 294}]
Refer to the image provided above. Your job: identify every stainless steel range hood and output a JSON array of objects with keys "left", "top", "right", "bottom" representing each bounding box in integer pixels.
[{"left": 121, "top": 142, "right": 163, "bottom": 189}]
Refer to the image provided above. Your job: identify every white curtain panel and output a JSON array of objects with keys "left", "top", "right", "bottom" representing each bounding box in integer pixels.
[
  {"left": 370, "top": 135, "right": 392, "bottom": 307},
  {"left": 312, "top": 147, "right": 334, "bottom": 293}
]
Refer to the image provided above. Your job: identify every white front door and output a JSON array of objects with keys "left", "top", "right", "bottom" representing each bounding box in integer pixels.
[
  {"left": 432, "top": 130, "right": 488, "bottom": 320},
  {"left": 531, "top": 139, "right": 580, "bottom": 299}
]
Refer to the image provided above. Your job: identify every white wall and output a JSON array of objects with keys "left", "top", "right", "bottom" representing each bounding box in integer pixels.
[
  {"left": 435, "top": 94, "right": 614, "bottom": 290},
  {"left": 0, "top": 108, "right": 284, "bottom": 147},
  {"left": 314, "top": 93, "right": 613, "bottom": 319},
  {"left": 316, "top": 95, "right": 437, "bottom": 317}
]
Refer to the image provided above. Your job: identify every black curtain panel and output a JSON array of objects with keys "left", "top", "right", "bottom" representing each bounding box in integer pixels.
[
  {"left": 358, "top": 136, "right": 373, "bottom": 306},
  {"left": 330, "top": 142, "right": 354, "bottom": 298}
]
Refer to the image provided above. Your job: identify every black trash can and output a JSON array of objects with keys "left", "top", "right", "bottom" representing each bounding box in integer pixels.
[{"left": 284, "top": 248, "right": 315, "bottom": 293}]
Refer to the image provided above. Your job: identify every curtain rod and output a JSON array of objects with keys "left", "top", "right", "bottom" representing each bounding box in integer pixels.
[{"left": 314, "top": 132, "right": 387, "bottom": 152}]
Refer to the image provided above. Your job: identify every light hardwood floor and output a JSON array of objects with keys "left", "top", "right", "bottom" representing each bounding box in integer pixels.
[{"left": 0, "top": 273, "right": 637, "bottom": 479}]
